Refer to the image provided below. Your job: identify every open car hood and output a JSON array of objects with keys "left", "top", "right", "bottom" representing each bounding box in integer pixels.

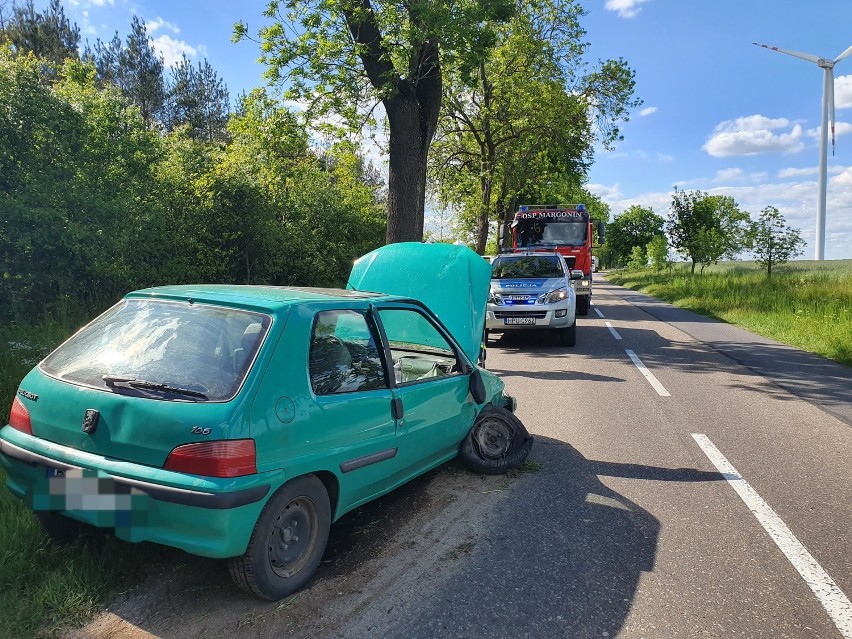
[{"left": 348, "top": 242, "right": 491, "bottom": 364}]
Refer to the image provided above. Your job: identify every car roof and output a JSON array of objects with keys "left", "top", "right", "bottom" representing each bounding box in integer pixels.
[{"left": 126, "top": 284, "right": 399, "bottom": 312}]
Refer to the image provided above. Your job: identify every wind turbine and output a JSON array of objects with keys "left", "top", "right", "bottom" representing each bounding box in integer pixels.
[{"left": 754, "top": 41, "right": 852, "bottom": 260}]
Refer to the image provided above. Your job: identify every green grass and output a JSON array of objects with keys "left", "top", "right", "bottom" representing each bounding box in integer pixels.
[
  {"left": 606, "top": 260, "right": 852, "bottom": 367},
  {"left": 0, "top": 318, "right": 161, "bottom": 639}
]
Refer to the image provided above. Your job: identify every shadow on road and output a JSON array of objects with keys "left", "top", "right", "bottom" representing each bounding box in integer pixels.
[{"left": 380, "top": 436, "right": 726, "bottom": 639}]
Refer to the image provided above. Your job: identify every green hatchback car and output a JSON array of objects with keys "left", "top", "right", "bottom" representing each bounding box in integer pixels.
[{"left": 1, "top": 243, "right": 528, "bottom": 600}]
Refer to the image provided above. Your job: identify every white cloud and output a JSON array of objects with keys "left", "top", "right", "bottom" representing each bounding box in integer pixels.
[
  {"left": 639, "top": 106, "right": 657, "bottom": 117},
  {"left": 604, "top": 0, "right": 650, "bottom": 19},
  {"left": 714, "top": 168, "right": 744, "bottom": 182},
  {"left": 836, "top": 75, "right": 852, "bottom": 109},
  {"left": 703, "top": 115, "right": 805, "bottom": 157},
  {"left": 152, "top": 35, "right": 197, "bottom": 68},
  {"left": 750, "top": 172, "right": 769, "bottom": 182},
  {"left": 587, "top": 183, "right": 624, "bottom": 203},
  {"left": 806, "top": 121, "right": 852, "bottom": 141},
  {"left": 146, "top": 17, "right": 180, "bottom": 35}
]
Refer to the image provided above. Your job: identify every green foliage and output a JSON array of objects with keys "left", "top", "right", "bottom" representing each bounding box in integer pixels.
[
  {"left": 165, "top": 55, "right": 231, "bottom": 142},
  {"left": 627, "top": 245, "right": 646, "bottom": 270},
  {"left": 666, "top": 189, "right": 752, "bottom": 273},
  {"left": 238, "top": 0, "right": 517, "bottom": 243},
  {"left": 1, "top": 0, "right": 80, "bottom": 71},
  {"left": 607, "top": 261, "right": 852, "bottom": 367},
  {"left": 646, "top": 234, "right": 669, "bottom": 270},
  {"left": 116, "top": 15, "right": 164, "bottom": 126},
  {"left": 429, "top": 0, "right": 638, "bottom": 252},
  {"left": 752, "top": 205, "right": 804, "bottom": 278},
  {"left": 606, "top": 205, "right": 664, "bottom": 266}
]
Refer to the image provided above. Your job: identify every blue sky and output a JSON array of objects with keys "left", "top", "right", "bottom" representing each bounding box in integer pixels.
[{"left": 50, "top": 0, "right": 852, "bottom": 259}]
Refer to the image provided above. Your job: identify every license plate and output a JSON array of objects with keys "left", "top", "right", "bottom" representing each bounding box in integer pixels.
[
  {"left": 505, "top": 295, "right": 529, "bottom": 301},
  {"left": 504, "top": 317, "right": 536, "bottom": 325}
]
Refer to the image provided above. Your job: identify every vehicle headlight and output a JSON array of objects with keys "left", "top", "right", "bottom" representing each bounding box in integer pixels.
[
  {"left": 488, "top": 291, "right": 503, "bottom": 305},
  {"left": 580, "top": 280, "right": 590, "bottom": 287},
  {"left": 538, "top": 287, "right": 568, "bottom": 304}
]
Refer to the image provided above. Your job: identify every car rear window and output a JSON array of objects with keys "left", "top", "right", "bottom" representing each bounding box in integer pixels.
[
  {"left": 491, "top": 255, "right": 564, "bottom": 279},
  {"left": 40, "top": 299, "right": 271, "bottom": 401}
]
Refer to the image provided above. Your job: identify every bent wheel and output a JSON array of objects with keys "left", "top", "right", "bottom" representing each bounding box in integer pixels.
[
  {"left": 459, "top": 405, "right": 533, "bottom": 475},
  {"left": 229, "top": 475, "right": 330, "bottom": 600}
]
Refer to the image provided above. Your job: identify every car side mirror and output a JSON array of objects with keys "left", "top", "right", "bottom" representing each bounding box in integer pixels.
[
  {"left": 469, "top": 369, "right": 486, "bottom": 404},
  {"left": 597, "top": 221, "right": 606, "bottom": 245},
  {"left": 570, "top": 270, "right": 584, "bottom": 280}
]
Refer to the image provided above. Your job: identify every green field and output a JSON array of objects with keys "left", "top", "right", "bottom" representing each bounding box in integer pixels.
[{"left": 606, "top": 260, "right": 852, "bottom": 368}]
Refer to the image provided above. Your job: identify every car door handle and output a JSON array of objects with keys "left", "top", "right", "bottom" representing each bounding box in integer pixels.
[{"left": 391, "top": 398, "right": 404, "bottom": 420}]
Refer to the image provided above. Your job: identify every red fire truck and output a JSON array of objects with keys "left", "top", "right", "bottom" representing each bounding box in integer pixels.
[{"left": 500, "top": 204, "right": 604, "bottom": 315}]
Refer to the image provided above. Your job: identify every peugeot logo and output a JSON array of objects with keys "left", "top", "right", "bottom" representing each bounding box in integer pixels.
[{"left": 82, "top": 409, "right": 99, "bottom": 434}]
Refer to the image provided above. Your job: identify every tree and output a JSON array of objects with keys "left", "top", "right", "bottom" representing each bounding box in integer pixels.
[
  {"left": 117, "top": 15, "right": 165, "bottom": 126},
  {"left": 2, "top": 0, "right": 80, "bottom": 69},
  {"left": 166, "top": 55, "right": 231, "bottom": 142},
  {"left": 235, "top": 0, "right": 516, "bottom": 244},
  {"left": 752, "top": 205, "right": 804, "bottom": 277},
  {"left": 627, "top": 245, "right": 646, "bottom": 270},
  {"left": 82, "top": 31, "right": 123, "bottom": 87},
  {"left": 646, "top": 234, "right": 668, "bottom": 271},
  {"left": 606, "top": 205, "right": 664, "bottom": 266},
  {"left": 429, "top": 0, "right": 638, "bottom": 254},
  {"left": 666, "top": 189, "right": 751, "bottom": 273}
]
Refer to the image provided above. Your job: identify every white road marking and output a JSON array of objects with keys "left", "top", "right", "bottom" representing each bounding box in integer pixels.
[
  {"left": 693, "top": 434, "right": 852, "bottom": 639},
  {"left": 625, "top": 349, "right": 671, "bottom": 396},
  {"left": 594, "top": 308, "right": 605, "bottom": 318},
  {"left": 605, "top": 321, "right": 622, "bottom": 340}
]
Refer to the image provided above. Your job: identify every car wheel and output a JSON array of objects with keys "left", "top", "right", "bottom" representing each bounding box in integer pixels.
[
  {"left": 459, "top": 405, "right": 533, "bottom": 475},
  {"left": 228, "top": 475, "right": 331, "bottom": 600},
  {"left": 559, "top": 320, "right": 576, "bottom": 347},
  {"left": 576, "top": 296, "right": 589, "bottom": 315}
]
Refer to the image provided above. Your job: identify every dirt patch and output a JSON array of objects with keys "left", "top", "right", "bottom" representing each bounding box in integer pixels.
[{"left": 63, "top": 461, "right": 517, "bottom": 639}]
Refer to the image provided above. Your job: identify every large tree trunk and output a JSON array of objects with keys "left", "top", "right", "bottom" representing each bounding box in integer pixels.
[{"left": 385, "top": 95, "right": 432, "bottom": 243}]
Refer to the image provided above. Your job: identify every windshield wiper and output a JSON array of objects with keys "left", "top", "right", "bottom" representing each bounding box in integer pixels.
[{"left": 102, "top": 375, "right": 208, "bottom": 399}]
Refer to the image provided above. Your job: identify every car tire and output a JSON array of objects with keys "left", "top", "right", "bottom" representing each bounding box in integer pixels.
[
  {"left": 459, "top": 405, "right": 533, "bottom": 475},
  {"left": 228, "top": 475, "right": 331, "bottom": 601},
  {"left": 576, "top": 296, "right": 589, "bottom": 315},
  {"left": 559, "top": 320, "right": 576, "bottom": 347}
]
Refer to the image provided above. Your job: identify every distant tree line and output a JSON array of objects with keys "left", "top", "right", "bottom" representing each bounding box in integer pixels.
[
  {"left": 600, "top": 191, "right": 803, "bottom": 277},
  {"left": 0, "top": 0, "right": 386, "bottom": 323}
]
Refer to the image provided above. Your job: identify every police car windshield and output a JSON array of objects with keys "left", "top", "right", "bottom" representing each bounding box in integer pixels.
[{"left": 492, "top": 255, "right": 563, "bottom": 279}]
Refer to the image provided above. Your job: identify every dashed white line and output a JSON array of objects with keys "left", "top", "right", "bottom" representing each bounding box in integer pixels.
[
  {"left": 693, "top": 434, "right": 852, "bottom": 639},
  {"left": 594, "top": 308, "right": 605, "bottom": 318},
  {"left": 605, "top": 321, "right": 622, "bottom": 340},
  {"left": 625, "top": 349, "right": 670, "bottom": 396}
]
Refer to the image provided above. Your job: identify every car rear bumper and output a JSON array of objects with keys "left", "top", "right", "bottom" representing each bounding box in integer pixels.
[{"left": 0, "top": 427, "right": 272, "bottom": 558}]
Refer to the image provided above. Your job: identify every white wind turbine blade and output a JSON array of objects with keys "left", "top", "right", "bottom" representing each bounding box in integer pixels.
[
  {"left": 753, "top": 42, "right": 821, "bottom": 64},
  {"left": 834, "top": 44, "right": 852, "bottom": 63},
  {"left": 829, "top": 68, "right": 836, "bottom": 156}
]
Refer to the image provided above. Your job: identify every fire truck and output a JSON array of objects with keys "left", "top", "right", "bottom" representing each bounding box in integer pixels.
[{"left": 499, "top": 204, "right": 604, "bottom": 315}]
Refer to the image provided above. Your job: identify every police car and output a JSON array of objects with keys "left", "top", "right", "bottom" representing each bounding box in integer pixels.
[{"left": 486, "top": 251, "right": 579, "bottom": 346}]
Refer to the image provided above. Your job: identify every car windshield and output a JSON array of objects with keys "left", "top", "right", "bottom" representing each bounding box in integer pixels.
[
  {"left": 491, "top": 256, "right": 564, "bottom": 279},
  {"left": 40, "top": 299, "right": 271, "bottom": 401},
  {"left": 516, "top": 218, "right": 586, "bottom": 247}
]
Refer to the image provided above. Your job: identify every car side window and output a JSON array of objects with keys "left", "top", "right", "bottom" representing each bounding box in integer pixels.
[
  {"left": 377, "top": 308, "right": 462, "bottom": 385},
  {"left": 309, "top": 310, "right": 388, "bottom": 395}
]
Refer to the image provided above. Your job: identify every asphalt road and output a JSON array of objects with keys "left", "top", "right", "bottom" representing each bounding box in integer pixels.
[
  {"left": 74, "top": 276, "right": 852, "bottom": 639},
  {"left": 374, "top": 276, "right": 852, "bottom": 639}
]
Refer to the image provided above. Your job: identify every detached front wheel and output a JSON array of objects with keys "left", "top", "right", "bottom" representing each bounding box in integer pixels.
[
  {"left": 229, "top": 475, "right": 331, "bottom": 600},
  {"left": 459, "top": 405, "right": 533, "bottom": 475}
]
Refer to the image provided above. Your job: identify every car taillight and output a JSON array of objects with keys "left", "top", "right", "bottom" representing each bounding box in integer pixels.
[
  {"left": 9, "top": 397, "right": 33, "bottom": 435},
  {"left": 164, "top": 439, "right": 257, "bottom": 478}
]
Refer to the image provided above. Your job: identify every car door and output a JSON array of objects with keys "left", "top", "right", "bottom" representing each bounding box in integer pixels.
[
  {"left": 374, "top": 305, "right": 477, "bottom": 484},
  {"left": 303, "top": 309, "right": 398, "bottom": 510}
]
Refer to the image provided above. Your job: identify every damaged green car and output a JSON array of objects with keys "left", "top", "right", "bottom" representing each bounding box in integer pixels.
[{"left": 1, "top": 243, "right": 531, "bottom": 600}]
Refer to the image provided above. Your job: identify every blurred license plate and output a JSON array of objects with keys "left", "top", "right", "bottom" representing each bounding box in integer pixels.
[{"left": 504, "top": 317, "right": 536, "bottom": 325}]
